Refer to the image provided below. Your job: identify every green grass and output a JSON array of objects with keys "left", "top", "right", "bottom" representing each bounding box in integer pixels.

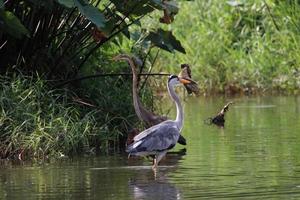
[
  {"left": 0, "top": 74, "right": 139, "bottom": 159},
  {"left": 151, "top": 0, "right": 300, "bottom": 94}
]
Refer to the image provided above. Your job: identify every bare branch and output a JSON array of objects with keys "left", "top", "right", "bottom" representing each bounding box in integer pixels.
[{"left": 53, "top": 72, "right": 170, "bottom": 88}]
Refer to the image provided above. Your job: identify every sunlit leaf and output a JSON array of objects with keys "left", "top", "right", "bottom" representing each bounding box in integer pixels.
[
  {"left": 0, "top": 11, "right": 30, "bottom": 39},
  {"left": 227, "top": 0, "right": 244, "bottom": 7},
  {"left": 57, "top": 0, "right": 75, "bottom": 8},
  {"left": 74, "top": 0, "right": 105, "bottom": 28},
  {"left": 145, "top": 28, "right": 185, "bottom": 54}
]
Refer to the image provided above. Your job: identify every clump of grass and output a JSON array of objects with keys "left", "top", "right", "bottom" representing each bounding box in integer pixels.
[
  {"left": 0, "top": 75, "right": 129, "bottom": 159},
  {"left": 153, "top": 0, "right": 300, "bottom": 95}
]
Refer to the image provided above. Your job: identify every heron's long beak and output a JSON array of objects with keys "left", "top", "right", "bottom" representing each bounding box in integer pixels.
[{"left": 179, "top": 78, "right": 191, "bottom": 84}]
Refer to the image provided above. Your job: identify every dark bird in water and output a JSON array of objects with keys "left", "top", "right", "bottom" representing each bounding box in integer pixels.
[
  {"left": 178, "top": 64, "right": 200, "bottom": 96},
  {"left": 126, "top": 75, "right": 191, "bottom": 169},
  {"left": 113, "top": 54, "right": 187, "bottom": 146},
  {"left": 208, "top": 102, "right": 234, "bottom": 128}
]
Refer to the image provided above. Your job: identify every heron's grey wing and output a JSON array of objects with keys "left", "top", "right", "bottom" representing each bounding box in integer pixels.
[
  {"left": 133, "top": 120, "right": 172, "bottom": 142},
  {"left": 132, "top": 124, "right": 180, "bottom": 153}
]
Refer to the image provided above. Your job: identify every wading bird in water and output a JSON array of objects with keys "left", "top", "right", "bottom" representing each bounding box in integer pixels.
[
  {"left": 113, "top": 54, "right": 187, "bottom": 146},
  {"left": 126, "top": 75, "right": 190, "bottom": 169}
]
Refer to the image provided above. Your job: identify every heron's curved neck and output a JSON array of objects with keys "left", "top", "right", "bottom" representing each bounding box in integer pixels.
[
  {"left": 167, "top": 82, "right": 183, "bottom": 131},
  {"left": 120, "top": 56, "right": 144, "bottom": 122}
]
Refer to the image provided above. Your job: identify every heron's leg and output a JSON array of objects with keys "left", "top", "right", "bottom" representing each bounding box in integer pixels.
[
  {"left": 156, "top": 151, "right": 167, "bottom": 166},
  {"left": 152, "top": 158, "right": 157, "bottom": 170}
]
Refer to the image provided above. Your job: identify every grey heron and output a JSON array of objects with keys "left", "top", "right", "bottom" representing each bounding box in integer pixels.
[
  {"left": 113, "top": 54, "right": 186, "bottom": 145},
  {"left": 126, "top": 74, "right": 190, "bottom": 169}
]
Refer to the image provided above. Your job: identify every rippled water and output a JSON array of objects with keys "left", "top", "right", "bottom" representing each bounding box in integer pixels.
[{"left": 1, "top": 96, "right": 300, "bottom": 199}]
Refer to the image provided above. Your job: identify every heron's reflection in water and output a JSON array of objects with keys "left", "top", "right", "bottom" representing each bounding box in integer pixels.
[{"left": 128, "top": 149, "right": 186, "bottom": 200}]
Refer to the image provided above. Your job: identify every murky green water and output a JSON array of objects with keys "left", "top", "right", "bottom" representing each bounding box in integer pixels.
[{"left": 1, "top": 96, "right": 300, "bottom": 199}]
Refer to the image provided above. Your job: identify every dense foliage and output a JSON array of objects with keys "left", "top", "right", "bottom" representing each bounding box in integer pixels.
[
  {"left": 158, "top": 0, "right": 300, "bottom": 94},
  {"left": 0, "top": 0, "right": 188, "bottom": 159},
  {"left": 2, "top": 0, "right": 300, "bottom": 159},
  {"left": 0, "top": 0, "right": 186, "bottom": 79},
  {"left": 0, "top": 74, "right": 138, "bottom": 159}
]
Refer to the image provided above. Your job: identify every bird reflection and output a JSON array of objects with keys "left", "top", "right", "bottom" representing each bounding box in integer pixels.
[
  {"left": 128, "top": 149, "right": 185, "bottom": 200},
  {"left": 129, "top": 176, "right": 182, "bottom": 200}
]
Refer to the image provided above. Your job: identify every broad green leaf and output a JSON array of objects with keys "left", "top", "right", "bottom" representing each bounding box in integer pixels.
[
  {"left": 131, "top": 4, "right": 154, "bottom": 16},
  {"left": 122, "top": 27, "right": 130, "bottom": 39},
  {"left": 57, "top": 0, "right": 75, "bottom": 8},
  {"left": 110, "top": 0, "right": 153, "bottom": 16},
  {"left": 149, "top": 0, "right": 179, "bottom": 16},
  {"left": 100, "top": 13, "right": 120, "bottom": 36},
  {"left": 0, "top": 0, "right": 4, "bottom": 9},
  {"left": 28, "top": 0, "right": 54, "bottom": 10},
  {"left": 145, "top": 28, "right": 185, "bottom": 54},
  {"left": 0, "top": 11, "right": 30, "bottom": 39},
  {"left": 100, "top": 13, "right": 129, "bottom": 38},
  {"left": 74, "top": 0, "right": 105, "bottom": 28}
]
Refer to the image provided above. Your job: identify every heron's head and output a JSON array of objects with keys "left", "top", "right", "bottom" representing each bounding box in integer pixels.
[
  {"left": 168, "top": 74, "right": 191, "bottom": 86},
  {"left": 112, "top": 54, "right": 142, "bottom": 66}
]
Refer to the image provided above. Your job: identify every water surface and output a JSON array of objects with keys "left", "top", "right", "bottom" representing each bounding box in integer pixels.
[{"left": 1, "top": 96, "right": 300, "bottom": 199}]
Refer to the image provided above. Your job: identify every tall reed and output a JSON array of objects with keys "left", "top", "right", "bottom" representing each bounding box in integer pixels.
[{"left": 0, "top": 74, "right": 135, "bottom": 159}]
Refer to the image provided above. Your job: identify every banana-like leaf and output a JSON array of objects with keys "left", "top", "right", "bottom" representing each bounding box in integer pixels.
[
  {"left": 0, "top": 11, "right": 30, "bottom": 39},
  {"left": 145, "top": 28, "right": 185, "bottom": 54},
  {"left": 74, "top": 0, "right": 105, "bottom": 28},
  {"left": 57, "top": 0, "right": 75, "bottom": 8},
  {"left": 28, "top": 0, "right": 54, "bottom": 9}
]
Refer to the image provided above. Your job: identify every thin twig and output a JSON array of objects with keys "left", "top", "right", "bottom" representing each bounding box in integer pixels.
[
  {"left": 140, "top": 49, "right": 160, "bottom": 91},
  {"left": 53, "top": 72, "right": 170, "bottom": 88},
  {"left": 137, "top": 47, "right": 152, "bottom": 84},
  {"left": 0, "top": 41, "right": 7, "bottom": 50}
]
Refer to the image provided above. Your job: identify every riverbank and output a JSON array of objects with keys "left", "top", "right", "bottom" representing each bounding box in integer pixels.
[
  {"left": 2, "top": 69, "right": 300, "bottom": 161},
  {"left": 0, "top": 74, "right": 141, "bottom": 159}
]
